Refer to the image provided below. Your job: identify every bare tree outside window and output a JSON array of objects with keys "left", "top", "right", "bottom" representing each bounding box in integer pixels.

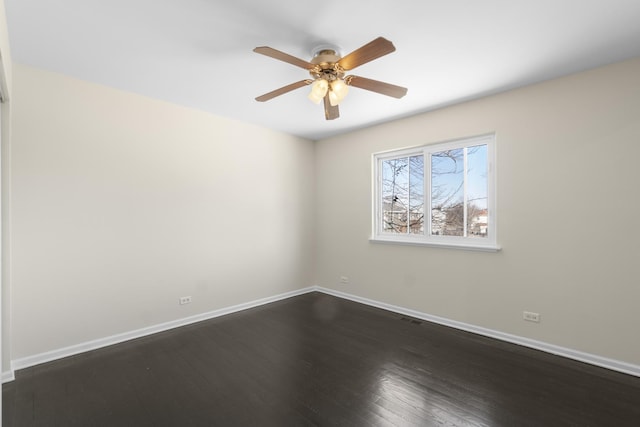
[
  {"left": 431, "top": 145, "right": 488, "bottom": 237},
  {"left": 381, "top": 155, "right": 424, "bottom": 234}
]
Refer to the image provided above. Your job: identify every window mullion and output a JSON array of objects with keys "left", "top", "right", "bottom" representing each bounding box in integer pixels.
[
  {"left": 406, "top": 156, "right": 411, "bottom": 235},
  {"left": 463, "top": 147, "right": 468, "bottom": 238},
  {"left": 377, "top": 157, "right": 383, "bottom": 235},
  {"left": 425, "top": 149, "right": 431, "bottom": 238}
]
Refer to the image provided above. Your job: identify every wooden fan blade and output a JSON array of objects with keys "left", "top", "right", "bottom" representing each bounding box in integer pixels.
[
  {"left": 253, "top": 46, "right": 315, "bottom": 70},
  {"left": 255, "top": 80, "right": 312, "bottom": 102},
  {"left": 338, "top": 37, "right": 396, "bottom": 71},
  {"left": 346, "top": 75, "right": 408, "bottom": 98},
  {"left": 323, "top": 95, "right": 339, "bottom": 120}
]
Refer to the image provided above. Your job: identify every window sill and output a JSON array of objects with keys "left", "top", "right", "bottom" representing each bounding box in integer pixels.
[{"left": 370, "top": 236, "right": 501, "bottom": 252}]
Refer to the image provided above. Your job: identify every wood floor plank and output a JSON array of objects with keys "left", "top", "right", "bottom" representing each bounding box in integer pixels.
[{"left": 3, "top": 292, "right": 640, "bottom": 426}]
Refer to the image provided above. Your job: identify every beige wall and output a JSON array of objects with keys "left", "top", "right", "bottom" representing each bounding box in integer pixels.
[
  {"left": 0, "top": 0, "right": 11, "bottom": 91},
  {"left": 6, "top": 53, "right": 640, "bottom": 370},
  {"left": 315, "top": 58, "right": 640, "bottom": 366},
  {"left": 10, "top": 64, "right": 316, "bottom": 359},
  {"left": 0, "top": 0, "right": 12, "bottom": 374}
]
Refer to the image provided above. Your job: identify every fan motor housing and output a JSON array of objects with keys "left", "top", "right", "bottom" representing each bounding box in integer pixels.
[{"left": 310, "top": 49, "right": 344, "bottom": 80}]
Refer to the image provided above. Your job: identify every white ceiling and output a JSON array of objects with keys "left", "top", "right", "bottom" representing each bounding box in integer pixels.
[{"left": 5, "top": 0, "right": 640, "bottom": 140}]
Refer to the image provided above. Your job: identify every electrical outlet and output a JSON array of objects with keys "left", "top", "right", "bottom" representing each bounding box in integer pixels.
[
  {"left": 340, "top": 276, "right": 349, "bottom": 284},
  {"left": 523, "top": 311, "right": 540, "bottom": 323},
  {"left": 179, "top": 296, "right": 192, "bottom": 305}
]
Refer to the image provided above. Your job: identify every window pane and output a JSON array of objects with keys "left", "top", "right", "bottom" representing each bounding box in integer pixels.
[
  {"left": 381, "top": 155, "right": 424, "bottom": 234},
  {"left": 382, "top": 157, "right": 409, "bottom": 233},
  {"left": 431, "top": 148, "right": 464, "bottom": 236},
  {"left": 409, "top": 155, "right": 424, "bottom": 234},
  {"left": 467, "top": 144, "right": 488, "bottom": 238}
]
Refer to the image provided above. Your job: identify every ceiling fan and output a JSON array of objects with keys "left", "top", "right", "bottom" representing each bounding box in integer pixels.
[{"left": 253, "top": 37, "right": 408, "bottom": 120}]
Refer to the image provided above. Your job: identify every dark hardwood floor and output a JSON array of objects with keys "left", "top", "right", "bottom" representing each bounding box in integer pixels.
[{"left": 3, "top": 292, "right": 640, "bottom": 426}]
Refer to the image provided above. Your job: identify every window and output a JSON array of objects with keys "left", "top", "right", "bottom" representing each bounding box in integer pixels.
[{"left": 372, "top": 134, "right": 498, "bottom": 251}]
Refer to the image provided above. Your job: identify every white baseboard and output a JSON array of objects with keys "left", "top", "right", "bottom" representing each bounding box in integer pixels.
[
  {"left": 5, "top": 285, "right": 639, "bottom": 383},
  {"left": 315, "top": 286, "right": 640, "bottom": 378},
  {"left": 1, "top": 370, "right": 15, "bottom": 383},
  {"left": 6, "top": 287, "right": 314, "bottom": 382}
]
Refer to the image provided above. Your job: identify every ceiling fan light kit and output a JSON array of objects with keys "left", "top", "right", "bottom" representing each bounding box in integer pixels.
[
  {"left": 253, "top": 37, "right": 408, "bottom": 120},
  {"left": 308, "top": 78, "right": 328, "bottom": 104},
  {"left": 328, "top": 79, "right": 349, "bottom": 106}
]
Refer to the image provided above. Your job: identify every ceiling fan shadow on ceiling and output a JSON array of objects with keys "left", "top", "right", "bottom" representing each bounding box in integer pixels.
[{"left": 253, "top": 37, "right": 408, "bottom": 120}]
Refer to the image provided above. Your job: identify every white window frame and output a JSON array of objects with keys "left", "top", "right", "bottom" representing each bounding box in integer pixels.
[{"left": 371, "top": 133, "right": 499, "bottom": 252}]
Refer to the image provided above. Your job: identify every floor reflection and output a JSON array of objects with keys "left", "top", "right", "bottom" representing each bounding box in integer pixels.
[{"left": 370, "top": 361, "right": 492, "bottom": 426}]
